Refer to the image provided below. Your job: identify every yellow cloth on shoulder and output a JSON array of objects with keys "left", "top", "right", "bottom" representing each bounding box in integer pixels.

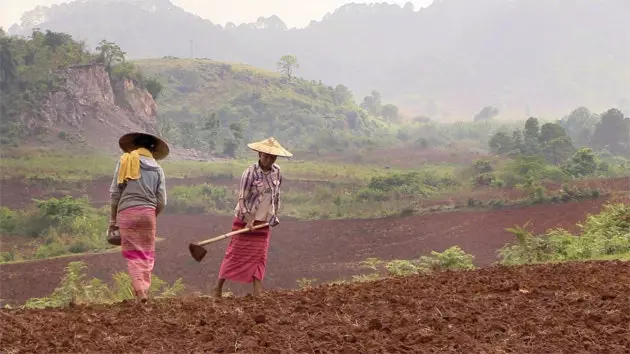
[{"left": 117, "top": 148, "right": 154, "bottom": 184}]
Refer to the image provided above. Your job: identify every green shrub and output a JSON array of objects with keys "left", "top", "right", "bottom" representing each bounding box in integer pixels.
[
  {"left": 351, "top": 247, "right": 477, "bottom": 282},
  {"left": 0, "top": 207, "right": 19, "bottom": 234},
  {"left": 169, "top": 183, "right": 232, "bottom": 214},
  {"left": 498, "top": 203, "right": 630, "bottom": 265},
  {"left": 0, "top": 197, "right": 110, "bottom": 262},
  {"left": 23, "top": 261, "right": 185, "bottom": 309},
  {"left": 416, "top": 246, "right": 476, "bottom": 271}
]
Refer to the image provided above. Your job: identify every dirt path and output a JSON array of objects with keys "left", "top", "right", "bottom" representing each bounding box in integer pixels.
[{"left": 1, "top": 260, "right": 628, "bottom": 353}]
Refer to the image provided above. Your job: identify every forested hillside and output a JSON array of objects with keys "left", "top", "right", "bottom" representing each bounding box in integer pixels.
[
  {"left": 8, "top": 0, "right": 630, "bottom": 119},
  {"left": 136, "top": 57, "right": 399, "bottom": 156}
]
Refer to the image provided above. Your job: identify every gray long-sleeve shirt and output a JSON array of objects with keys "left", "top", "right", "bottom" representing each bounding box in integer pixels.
[{"left": 109, "top": 156, "right": 167, "bottom": 213}]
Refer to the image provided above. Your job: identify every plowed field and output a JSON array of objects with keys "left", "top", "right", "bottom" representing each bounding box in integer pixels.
[
  {"left": 0, "top": 198, "right": 616, "bottom": 306},
  {"left": 2, "top": 261, "right": 629, "bottom": 353}
]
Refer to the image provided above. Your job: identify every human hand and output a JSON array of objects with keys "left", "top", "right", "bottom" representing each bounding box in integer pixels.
[
  {"left": 108, "top": 220, "right": 117, "bottom": 233},
  {"left": 269, "top": 215, "right": 280, "bottom": 227},
  {"left": 244, "top": 214, "right": 255, "bottom": 230}
]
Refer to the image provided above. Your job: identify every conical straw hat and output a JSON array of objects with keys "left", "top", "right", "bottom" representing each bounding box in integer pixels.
[
  {"left": 119, "top": 132, "right": 170, "bottom": 160},
  {"left": 247, "top": 137, "right": 293, "bottom": 157}
]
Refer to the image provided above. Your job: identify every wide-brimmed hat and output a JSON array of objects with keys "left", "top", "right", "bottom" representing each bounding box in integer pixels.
[
  {"left": 118, "top": 132, "right": 170, "bottom": 160},
  {"left": 247, "top": 137, "right": 293, "bottom": 157}
]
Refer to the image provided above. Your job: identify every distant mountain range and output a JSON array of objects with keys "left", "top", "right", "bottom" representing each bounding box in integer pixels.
[{"left": 8, "top": 0, "right": 630, "bottom": 120}]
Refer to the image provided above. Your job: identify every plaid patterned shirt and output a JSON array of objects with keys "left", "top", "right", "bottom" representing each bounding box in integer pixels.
[{"left": 234, "top": 162, "right": 283, "bottom": 221}]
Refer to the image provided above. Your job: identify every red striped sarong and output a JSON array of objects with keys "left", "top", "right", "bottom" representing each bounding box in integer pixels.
[
  {"left": 118, "top": 206, "right": 156, "bottom": 294},
  {"left": 218, "top": 217, "right": 271, "bottom": 283}
]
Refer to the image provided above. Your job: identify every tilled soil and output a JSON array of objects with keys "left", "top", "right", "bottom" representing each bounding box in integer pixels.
[
  {"left": 1, "top": 261, "right": 629, "bottom": 353},
  {"left": 0, "top": 198, "right": 614, "bottom": 305}
]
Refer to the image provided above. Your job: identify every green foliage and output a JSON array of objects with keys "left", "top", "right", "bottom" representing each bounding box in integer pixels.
[
  {"left": 564, "top": 148, "right": 598, "bottom": 178},
  {"left": 381, "top": 103, "right": 400, "bottom": 122},
  {"left": 498, "top": 203, "right": 630, "bottom": 265},
  {"left": 473, "top": 106, "right": 499, "bottom": 122},
  {"left": 144, "top": 77, "right": 163, "bottom": 99},
  {"left": 23, "top": 261, "right": 185, "bottom": 308},
  {"left": 136, "top": 58, "right": 398, "bottom": 155},
  {"left": 559, "top": 107, "right": 598, "bottom": 148},
  {"left": 416, "top": 246, "right": 476, "bottom": 272},
  {"left": 489, "top": 117, "right": 575, "bottom": 165},
  {"left": 352, "top": 247, "right": 477, "bottom": 282},
  {"left": 0, "top": 31, "right": 157, "bottom": 145},
  {"left": 0, "top": 206, "right": 19, "bottom": 234},
  {"left": 498, "top": 155, "right": 567, "bottom": 188},
  {"left": 0, "top": 196, "right": 111, "bottom": 261},
  {"left": 95, "top": 40, "right": 125, "bottom": 72},
  {"left": 276, "top": 54, "right": 299, "bottom": 81},
  {"left": 467, "top": 159, "right": 495, "bottom": 186},
  {"left": 168, "top": 168, "right": 461, "bottom": 220},
  {"left": 169, "top": 183, "right": 232, "bottom": 214},
  {"left": 360, "top": 90, "right": 383, "bottom": 116},
  {"left": 591, "top": 108, "right": 630, "bottom": 156},
  {"left": 0, "top": 30, "right": 93, "bottom": 143}
]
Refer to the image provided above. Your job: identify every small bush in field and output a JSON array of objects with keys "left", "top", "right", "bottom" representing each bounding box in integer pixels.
[
  {"left": 22, "top": 261, "right": 185, "bottom": 309},
  {"left": 349, "top": 247, "right": 477, "bottom": 283}
]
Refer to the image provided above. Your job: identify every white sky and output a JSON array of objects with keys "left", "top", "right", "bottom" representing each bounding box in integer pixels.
[{"left": 0, "top": 0, "right": 434, "bottom": 30}]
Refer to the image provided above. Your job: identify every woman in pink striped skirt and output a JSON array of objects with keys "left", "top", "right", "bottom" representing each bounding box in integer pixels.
[
  {"left": 108, "top": 132, "right": 169, "bottom": 303},
  {"left": 214, "top": 137, "right": 293, "bottom": 298}
]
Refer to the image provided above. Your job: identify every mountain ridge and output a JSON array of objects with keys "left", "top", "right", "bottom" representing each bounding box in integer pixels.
[{"left": 6, "top": 0, "right": 630, "bottom": 120}]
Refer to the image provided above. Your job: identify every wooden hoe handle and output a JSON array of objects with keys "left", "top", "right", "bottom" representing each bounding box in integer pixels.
[{"left": 196, "top": 223, "right": 270, "bottom": 247}]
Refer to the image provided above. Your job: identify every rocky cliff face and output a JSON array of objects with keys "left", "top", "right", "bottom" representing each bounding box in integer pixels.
[
  {"left": 22, "top": 63, "right": 159, "bottom": 155},
  {"left": 20, "top": 63, "right": 209, "bottom": 160}
]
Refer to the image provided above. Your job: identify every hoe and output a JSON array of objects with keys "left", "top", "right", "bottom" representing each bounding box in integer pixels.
[{"left": 188, "top": 223, "right": 270, "bottom": 262}]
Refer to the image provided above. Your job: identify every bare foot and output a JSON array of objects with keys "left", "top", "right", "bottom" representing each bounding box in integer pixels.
[{"left": 213, "top": 287, "right": 222, "bottom": 298}]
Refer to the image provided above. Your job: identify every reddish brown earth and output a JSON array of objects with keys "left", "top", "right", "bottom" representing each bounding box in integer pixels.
[
  {"left": 0, "top": 197, "right": 617, "bottom": 306},
  {"left": 2, "top": 261, "right": 629, "bottom": 353}
]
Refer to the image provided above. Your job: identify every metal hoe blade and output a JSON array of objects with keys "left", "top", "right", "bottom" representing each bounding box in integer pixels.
[{"left": 189, "top": 243, "right": 208, "bottom": 262}]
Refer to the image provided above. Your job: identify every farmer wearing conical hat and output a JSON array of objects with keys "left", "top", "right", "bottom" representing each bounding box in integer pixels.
[
  {"left": 109, "top": 132, "right": 169, "bottom": 303},
  {"left": 213, "top": 137, "right": 292, "bottom": 298}
]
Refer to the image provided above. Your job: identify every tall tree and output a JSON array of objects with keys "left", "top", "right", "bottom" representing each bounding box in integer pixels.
[
  {"left": 276, "top": 54, "right": 299, "bottom": 81},
  {"left": 523, "top": 117, "right": 541, "bottom": 155},
  {"left": 524, "top": 117, "right": 540, "bottom": 140},
  {"left": 565, "top": 148, "right": 598, "bottom": 177},
  {"left": 473, "top": 106, "right": 499, "bottom": 122},
  {"left": 488, "top": 131, "right": 513, "bottom": 155},
  {"left": 361, "top": 90, "right": 383, "bottom": 116},
  {"left": 560, "top": 107, "right": 598, "bottom": 147},
  {"left": 95, "top": 40, "right": 126, "bottom": 72},
  {"left": 381, "top": 104, "right": 399, "bottom": 121},
  {"left": 539, "top": 122, "right": 568, "bottom": 145},
  {"left": 0, "top": 36, "right": 17, "bottom": 91},
  {"left": 590, "top": 108, "right": 630, "bottom": 156},
  {"left": 543, "top": 136, "right": 575, "bottom": 165}
]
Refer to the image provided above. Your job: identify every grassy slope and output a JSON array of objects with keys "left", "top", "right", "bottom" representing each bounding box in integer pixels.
[
  {"left": 135, "top": 58, "right": 282, "bottom": 113},
  {"left": 134, "top": 58, "right": 397, "bottom": 152}
]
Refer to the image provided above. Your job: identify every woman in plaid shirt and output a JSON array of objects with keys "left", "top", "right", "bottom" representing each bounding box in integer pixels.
[{"left": 214, "top": 137, "right": 293, "bottom": 298}]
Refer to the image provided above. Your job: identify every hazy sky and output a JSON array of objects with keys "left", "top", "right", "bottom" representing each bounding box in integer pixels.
[{"left": 0, "top": 0, "right": 434, "bottom": 30}]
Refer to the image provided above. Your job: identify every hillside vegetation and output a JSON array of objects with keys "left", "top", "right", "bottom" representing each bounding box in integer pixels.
[
  {"left": 0, "top": 29, "right": 159, "bottom": 147},
  {"left": 136, "top": 57, "right": 398, "bottom": 156},
  {"left": 9, "top": 0, "right": 630, "bottom": 118}
]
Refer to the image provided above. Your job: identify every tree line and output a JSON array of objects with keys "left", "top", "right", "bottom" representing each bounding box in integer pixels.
[{"left": 488, "top": 107, "right": 630, "bottom": 177}]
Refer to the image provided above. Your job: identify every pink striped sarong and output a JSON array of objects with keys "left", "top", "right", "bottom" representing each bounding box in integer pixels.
[
  {"left": 218, "top": 217, "right": 271, "bottom": 283},
  {"left": 118, "top": 206, "right": 157, "bottom": 294}
]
